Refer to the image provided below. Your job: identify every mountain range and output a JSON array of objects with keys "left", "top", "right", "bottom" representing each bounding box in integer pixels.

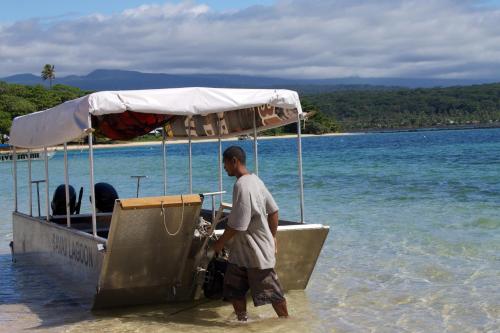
[{"left": 2, "top": 69, "right": 499, "bottom": 92}]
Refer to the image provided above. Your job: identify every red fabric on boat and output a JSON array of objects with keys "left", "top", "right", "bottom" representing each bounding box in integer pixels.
[{"left": 92, "top": 111, "right": 173, "bottom": 140}]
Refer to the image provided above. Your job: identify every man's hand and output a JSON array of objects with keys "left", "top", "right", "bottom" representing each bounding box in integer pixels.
[
  {"left": 212, "top": 226, "right": 238, "bottom": 255},
  {"left": 213, "top": 238, "right": 225, "bottom": 254},
  {"left": 274, "top": 236, "right": 278, "bottom": 255}
]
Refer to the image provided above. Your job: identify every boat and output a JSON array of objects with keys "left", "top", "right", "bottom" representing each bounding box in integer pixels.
[
  {"left": 0, "top": 144, "right": 56, "bottom": 162},
  {"left": 8, "top": 87, "right": 329, "bottom": 309}
]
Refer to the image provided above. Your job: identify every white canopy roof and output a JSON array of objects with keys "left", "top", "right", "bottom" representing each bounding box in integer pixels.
[{"left": 9, "top": 87, "right": 303, "bottom": 148}]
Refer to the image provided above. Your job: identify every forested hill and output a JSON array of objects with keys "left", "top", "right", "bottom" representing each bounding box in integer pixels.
[
  {"left": 1, "top": 81, "right": 500, "bottom": 141},
  {"left": 302, "top": 83, "right": 500, "bottom": 131}
]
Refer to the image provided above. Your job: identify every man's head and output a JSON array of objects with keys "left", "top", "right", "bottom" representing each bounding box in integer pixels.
[{"left": 223, "top": 146, "right": 247, "bottom": 177}]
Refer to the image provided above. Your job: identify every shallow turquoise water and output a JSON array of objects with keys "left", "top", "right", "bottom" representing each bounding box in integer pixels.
[{"left": 1, "top": 129, "right": 499, "bottom": 332}]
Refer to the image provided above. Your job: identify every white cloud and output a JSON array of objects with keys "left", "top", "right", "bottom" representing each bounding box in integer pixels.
[{"left": 1, "top": 0, "right": 500, "bottom": 79}]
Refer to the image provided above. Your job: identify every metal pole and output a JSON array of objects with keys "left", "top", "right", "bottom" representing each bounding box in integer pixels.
[
  {"left": 31, "top": 180, "right": 45, "bottom": 217},
  {"left": 131, "top": 175, "right": 147, "bottom": 197},
  {"left": 211, "top": 196, "right": 216, "bottom": 224},
  {"left": 217, "top": 115, "right": 223, "bottom": 202},
  {"left": 297, "top": 113, "right": 305, "bottom": 223},
  {"left": 44, "top": 147, "right": 50, "bottom": 222},
  {"left": 64, "top": 143, "right": 71, "bottom": 227},
  {"left": 87, "top": 116, "right": 97, "bottom": 237},
  {"left": 253, "top": 109, "right": 259, "bottom": 175},
  {"left": 13, "top": 147, "right": 18, "bottom": 212},
  {"left": 137, "top": 179, "right": 140, "bottom": 197},
  {"left": 162, "top": 130, "right": 167, "bottom": 195},
  {"left": 35, "top": 181, "right": 41, "bottom": 217},
  {"left": 28, "top": 149, "right": 32, "bottom": 216},
  {"left": 188, "top": 117, "right": 193, "bottom": 194}
]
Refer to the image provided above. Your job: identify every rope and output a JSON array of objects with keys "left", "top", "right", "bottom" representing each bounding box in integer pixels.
[{"left": 160, "top": 194, "right": 185, "bottom": 236}]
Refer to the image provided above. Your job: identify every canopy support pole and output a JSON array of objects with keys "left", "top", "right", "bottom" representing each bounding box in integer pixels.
[
  {"left": 217, "top": 114, "right": 223, "bottom": 202},
  {"left": 162, "top": 130, "right": 167, "bottom": 195},
  {"left": 13, "top": 147, "right": 18, "bottom": 212},
  {"left": 44, "top": 147, "right": 50, "bottom": 222},
  {"left": 32, "top": 180, "right": 43, "bottom": 217},
  {"left": 64, "top": 143, "right": 71, "bottom": 227},
  {"left": 87, "top": 116, "right": 97, "bottom": 237},
  {"left": 253, "top": 109, "right": 259, "bottom": 175},
  {"left": 28, "top": 149, "right": 32, "bottom": 216},
  {"left": 297, "top": 113, "right": 305, "bottom": 223},
  {"left": 188, "top": 117, "right": 193, "bottom": 194}
]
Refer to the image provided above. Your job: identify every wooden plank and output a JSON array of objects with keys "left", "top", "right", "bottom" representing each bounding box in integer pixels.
[{"left": 119, "top": 194, "right": 201, "bottom": 210}]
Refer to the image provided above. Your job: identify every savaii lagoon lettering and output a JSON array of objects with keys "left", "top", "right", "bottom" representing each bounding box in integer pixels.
[
  {"left": 1, "top": 152, "right": 40, "bottom": 161},
  {"left": 51, "top": 233, "right": 94, "bottom": 268}
]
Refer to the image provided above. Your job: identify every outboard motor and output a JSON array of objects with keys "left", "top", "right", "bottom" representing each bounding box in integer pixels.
[
  {"left": 203, "top": 255, "right": 228, "bottom": 299},
  {"left": 93, "top": 182, "right": 119, "bottom": 213},
  {"left": 51, "top": 184, "right": 77, "bottom": 215}
]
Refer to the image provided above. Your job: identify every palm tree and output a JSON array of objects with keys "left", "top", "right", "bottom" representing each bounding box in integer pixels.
[{"left": 41, "top": 64, "right": 55, "bottom": 88}]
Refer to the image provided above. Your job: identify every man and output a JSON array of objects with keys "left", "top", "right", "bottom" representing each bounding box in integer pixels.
[{"left": 213, "top": 146, "right": 288, "bottom": 321}]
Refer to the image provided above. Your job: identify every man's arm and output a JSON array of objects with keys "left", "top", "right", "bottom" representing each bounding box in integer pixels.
[
  {"left": 213, "top": 226, "right": 238, "bottom": 254},
  {"left": 268, "top": 211, "right": 279, "bottom": 237},
  {"left": 268, "top": 211, "right": 279, "bottom": 254},
  {"left": 213, "top": 182, "right": 251, "bottom": 254}
]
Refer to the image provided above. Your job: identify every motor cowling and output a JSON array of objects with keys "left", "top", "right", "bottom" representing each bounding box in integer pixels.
[
  {"left": 93, "top": 182, "right": 119, "bottom": 213},
  {"left": 51, "top": 184, "right": 77, "bottom": 215}
]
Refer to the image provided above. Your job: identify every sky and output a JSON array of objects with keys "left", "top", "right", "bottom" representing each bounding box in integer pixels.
[{"left": 1, "top": 0, "right": 500, "bottom": 80}]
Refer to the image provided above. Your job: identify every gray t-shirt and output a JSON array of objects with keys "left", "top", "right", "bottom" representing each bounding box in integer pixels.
[{"left": 227, "top": 174, "right": 279, "bottom": 269}]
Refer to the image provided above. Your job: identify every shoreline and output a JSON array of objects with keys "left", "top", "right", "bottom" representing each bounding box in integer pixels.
[
  {"left": 49, "top": 124, "right": 500, "bottom": 151},
  {"left": 58, "top": 132, "right": 355, "bottom": 151}
]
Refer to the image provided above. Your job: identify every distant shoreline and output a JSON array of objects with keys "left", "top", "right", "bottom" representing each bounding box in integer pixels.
[
  {"left": 58, "top": 132, "right": 356, "bottom": 151},
  {"left": 348, "top": 123, "right": 500, "bottom": 135},
  {"left": 56, "top": 124, "right": 500, "bottom": 151}
]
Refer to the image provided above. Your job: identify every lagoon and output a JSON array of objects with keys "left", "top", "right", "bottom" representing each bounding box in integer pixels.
[{"left": 0, "top": 128, "right": 499, "bottom": 332}]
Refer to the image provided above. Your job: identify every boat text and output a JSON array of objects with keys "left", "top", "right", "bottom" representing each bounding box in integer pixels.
[{"left": 51, "top": 233, "right": 95, "bottom": 268}]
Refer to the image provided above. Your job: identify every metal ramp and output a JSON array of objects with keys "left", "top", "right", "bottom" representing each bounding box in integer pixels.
[
  {"left": 274, "top": 224, "right": 329, "bottom": 290},
  {"left": 93, "top": 194, "right": 202, "bottom": 309}
]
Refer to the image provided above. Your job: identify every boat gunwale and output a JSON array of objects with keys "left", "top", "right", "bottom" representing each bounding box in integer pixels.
[{"left": 13, "top": 211, "right": 108, "bottom": 244}]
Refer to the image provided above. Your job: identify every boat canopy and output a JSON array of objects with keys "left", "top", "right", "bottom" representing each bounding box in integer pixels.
[{"left": 9, "top": 87, "right": 303, "bottom": 148}]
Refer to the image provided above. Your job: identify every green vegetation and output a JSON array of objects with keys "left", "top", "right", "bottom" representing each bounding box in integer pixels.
[
  {"left": 41, "top": 64, "right": 56, "bottom": 88},
  {"left": 1, "top": 81, "right": 500, "bottom": 143},
  {"left": 302, "top": 83, "right": 500, "bottom": 131},
  {"left": 0, "top": 82, "right": 89, "bottom": 141},
  {"left": 263, "top": 99, "right": 340, "bottom": 136}
]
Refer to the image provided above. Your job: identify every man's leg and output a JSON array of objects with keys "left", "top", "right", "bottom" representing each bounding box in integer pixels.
[
  {"left": 249, "top": 268, "right": 289, "bottom": 318},
  {"left": 231, "top": 298, "right": 248, "bottom": 321},
  {"left": 223, "top": 264, "right": 250, "bottom": 321},
  {"left": 272, "top": 299, "right": 288, "bottom": 318}
]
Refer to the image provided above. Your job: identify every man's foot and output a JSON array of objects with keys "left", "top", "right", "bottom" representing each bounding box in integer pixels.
[
  {"left": 236, "top": 311, "right": 248, "bottom": 322},
  {"left": 272, "top": 300, "right": 289, "bottom": 318},
  {"left": 231, "top": 298, "right": 248, "bottom": 321}
]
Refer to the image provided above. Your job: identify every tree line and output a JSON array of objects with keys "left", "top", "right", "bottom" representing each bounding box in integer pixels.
[
  {"left": 0, "top": 82, "right": 89, "bottom": 142},
  {"left": 1, "top": 81, "right": 500, "bottom": 142},
  {"left": 301, "top": 83, "right": 500, "bottom": 131}
]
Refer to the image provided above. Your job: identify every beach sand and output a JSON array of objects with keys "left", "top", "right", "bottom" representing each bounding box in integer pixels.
[{"left": 57, "top": 132, "right": 355, "bottom": 151}]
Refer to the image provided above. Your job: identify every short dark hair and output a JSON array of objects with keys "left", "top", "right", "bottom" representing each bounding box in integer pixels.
[{"left": 223, "top": 146, "right": 246, "bottom": 165}]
